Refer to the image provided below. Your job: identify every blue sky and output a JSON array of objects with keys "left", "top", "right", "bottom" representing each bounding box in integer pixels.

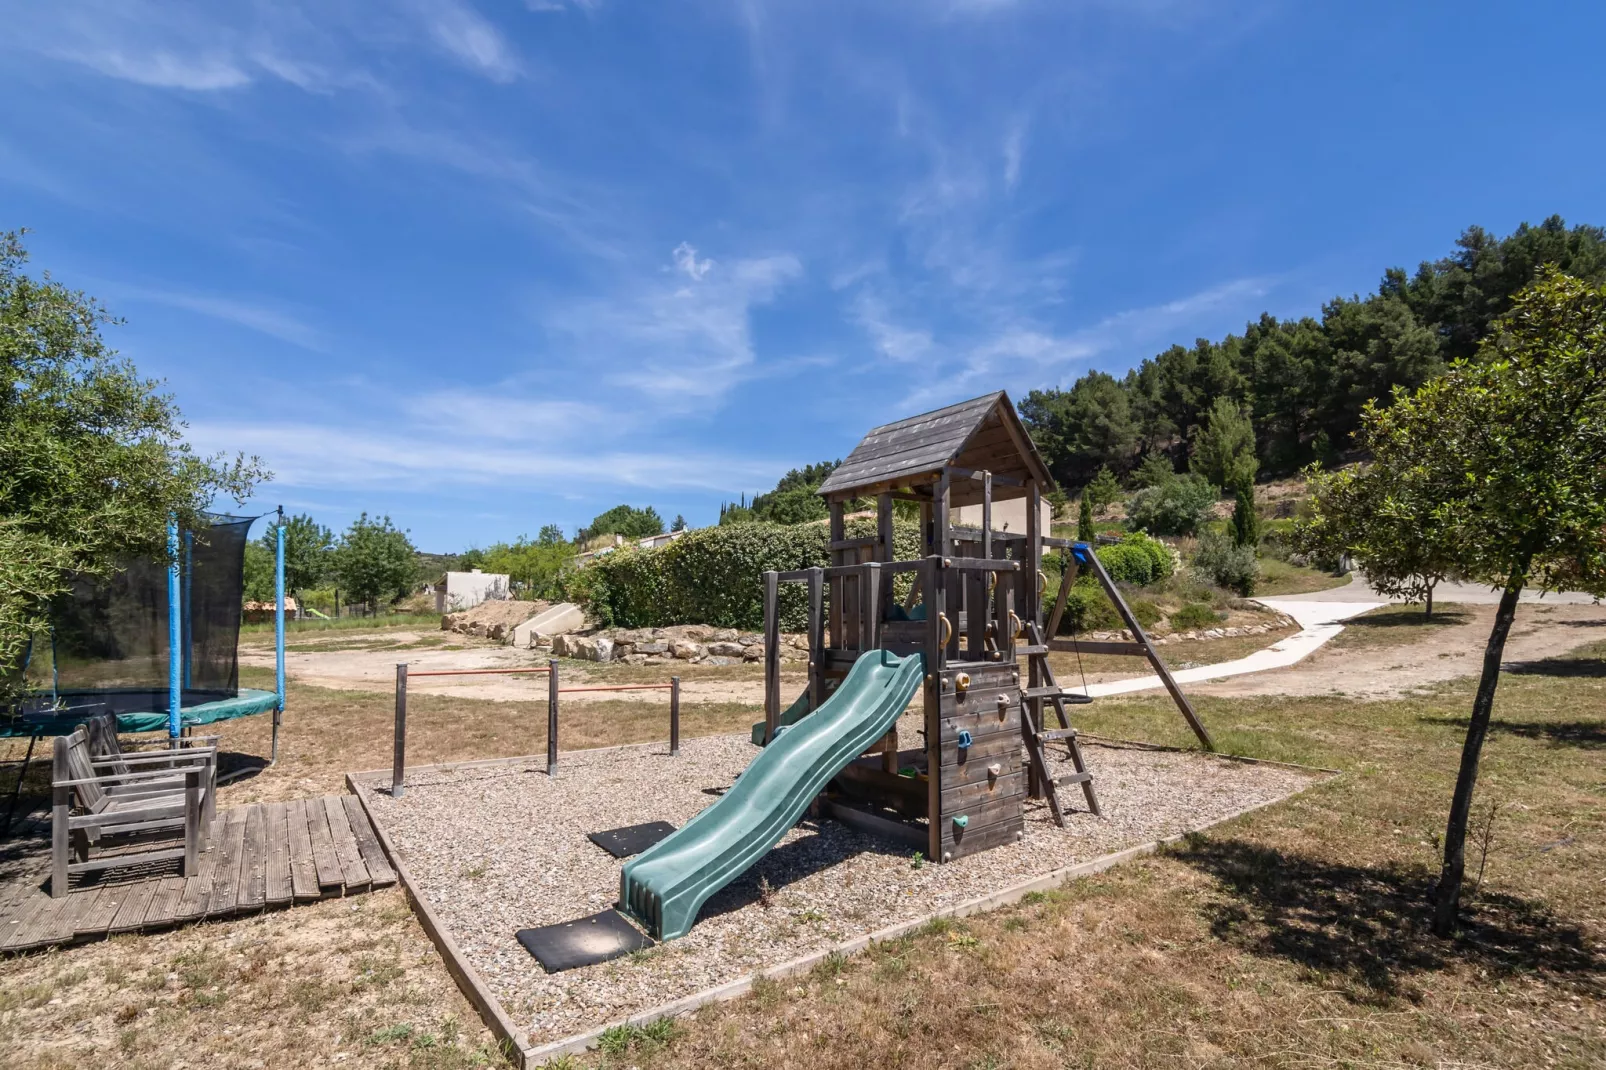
[{"left": 4, "top": 1, "right": 1602, "bottom": 552}]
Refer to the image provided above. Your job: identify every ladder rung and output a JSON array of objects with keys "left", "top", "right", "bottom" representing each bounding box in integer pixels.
[
  {"left": 1016, "top": 644, "right": 1049, "bottom": 655},
  {"left": 1039, "top": 728, "right": 1080, "bottom": 742},
  {"left": 1054, "top": 771, "right": 1092, "bottom": 786}
]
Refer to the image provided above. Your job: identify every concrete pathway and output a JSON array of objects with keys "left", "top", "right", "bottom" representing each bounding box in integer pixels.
[
  {"left": 1272, "top": 574, "right": 1601, "bottom": 606},
  {"left": 1080, "top": 597, "right": 1384, "bottom": 698}
]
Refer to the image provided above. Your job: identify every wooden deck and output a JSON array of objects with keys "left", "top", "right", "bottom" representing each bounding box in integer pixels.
[{"left": 0, "top": 795, "right": 396, "bottom": 955}]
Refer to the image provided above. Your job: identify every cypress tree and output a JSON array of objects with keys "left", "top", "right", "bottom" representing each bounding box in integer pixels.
[
  {"left": 1230, "top": 480, "right": 1261, "bottom": 547},
  {"left": 1077, "top": 494, "right": 1095, "bottom": 542}
]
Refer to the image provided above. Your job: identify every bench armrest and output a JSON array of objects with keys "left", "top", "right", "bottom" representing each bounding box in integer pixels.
[{"left": 55, "top": 766, "right": 209, "bottom": 789}]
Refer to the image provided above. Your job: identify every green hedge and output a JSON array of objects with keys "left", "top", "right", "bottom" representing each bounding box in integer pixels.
[{"left": 572, "top": 518, "right": 922, "bottom": 631}]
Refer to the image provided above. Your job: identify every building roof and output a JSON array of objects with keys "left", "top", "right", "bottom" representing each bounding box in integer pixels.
[{"left": 816, "top": 390, "right": 1054, "bottom": 504}]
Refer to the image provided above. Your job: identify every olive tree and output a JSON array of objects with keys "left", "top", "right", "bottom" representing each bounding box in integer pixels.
[{"left": 1297, "top": 271, "right": 1606, "bottom": 935}]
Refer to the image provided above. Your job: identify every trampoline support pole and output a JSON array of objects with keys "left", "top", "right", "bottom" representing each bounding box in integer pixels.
[
  {"left": 182, "top": 531, "right": 193, "bottom": 691},
  {"left": 274, "top": 508, "right": 286, "bottom": 765},
  {"left": 167, "top": 519, "right": 182, "bottom": 740}
]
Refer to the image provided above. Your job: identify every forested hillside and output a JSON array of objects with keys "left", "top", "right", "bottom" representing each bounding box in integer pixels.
[{"left": 1020, "top": 217, "right": 1606, "bottom": 489}]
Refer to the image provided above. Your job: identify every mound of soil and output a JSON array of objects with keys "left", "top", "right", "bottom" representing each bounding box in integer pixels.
[{"left": 441, "top": 599, "right": 548, "bottom": 640}]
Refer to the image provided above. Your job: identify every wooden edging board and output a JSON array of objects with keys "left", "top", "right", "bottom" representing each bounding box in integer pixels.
[
  {"left": 350, "top": 744, "right": 1337, "bottom": 1068},
  {"left": 344, "top": 774, "right": 532, "bottom": 1067}
]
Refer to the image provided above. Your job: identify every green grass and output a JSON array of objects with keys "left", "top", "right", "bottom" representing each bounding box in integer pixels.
[
  {"left": 1255, "top": 556, "right": 1352, "bottom": 596},
  {"left": 1327, "top": 602, "right": 1474, "bottom": 650}
]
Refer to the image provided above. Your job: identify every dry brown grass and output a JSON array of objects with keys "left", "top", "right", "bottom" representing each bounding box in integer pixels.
[
  {"left": 1326, "top": 602, "right": 1476, "bottom": 651},
  {"left": 0, "top": 887, "right": 507, "bottom": 1069},
  {"left": 563, "top": 641, "right": 1606, "bottom": 1069},
  {"left": 1044, "top": 622, "right": 1300, "bottom": 681}
]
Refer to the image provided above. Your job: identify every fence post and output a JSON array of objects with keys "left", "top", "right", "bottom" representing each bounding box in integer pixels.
[
  {"left": 547, "top": 659, "right": 559, "bottom": 776},
  {"left": 392, "top": 663, "right": 407, "bottom": 798},
  {"left": 669, "top": 676, "right": 680, "bottom": 756}
]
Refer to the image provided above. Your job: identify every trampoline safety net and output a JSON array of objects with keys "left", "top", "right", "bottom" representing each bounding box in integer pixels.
[{"left": 46, "top": 514, "right": 255, "bottom": 718}]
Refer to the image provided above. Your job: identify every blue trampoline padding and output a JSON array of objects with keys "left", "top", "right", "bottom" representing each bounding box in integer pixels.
[{"left": 2, "top": 688, "right": 279, "bottom": 737}]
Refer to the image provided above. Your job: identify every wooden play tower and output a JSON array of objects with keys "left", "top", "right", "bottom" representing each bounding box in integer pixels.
[{"left": 759, "top": 391, "right": 1212, "bottom": 864}]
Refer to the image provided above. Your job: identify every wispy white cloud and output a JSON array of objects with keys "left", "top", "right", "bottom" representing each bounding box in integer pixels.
[
  {"left": 122, "top": 288, "right": 327, "bottom": 350},
  {"left": 549, "top": 244, "right": 804, "bottom": 404},
  {"left": 1002, "top": 118, "right": 1026, "bottom": 191},
  {"left": 853, "top": 293, "right": 934, "bottom": 363},
  {"left": 187, "top": 420, "right": 786, "bottom": 495},
  {"left": 63, "top": 50, "right": 252, "bottom": 91},
  {"left": 420, "top": 0, "right": 522, "bottom": 82}
]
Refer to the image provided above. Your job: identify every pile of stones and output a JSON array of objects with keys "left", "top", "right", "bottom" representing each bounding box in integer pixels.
[{"left": 540, "top": 624, "right": 811, "bottom": 665}]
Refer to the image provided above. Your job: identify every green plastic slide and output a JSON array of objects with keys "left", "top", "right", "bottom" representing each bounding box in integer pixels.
[
  {"left": 749, "top": 688, "right": 812, "bottom": 746},
  {"left": 620, "top": 648, "right": 925, "bottom": 941}
]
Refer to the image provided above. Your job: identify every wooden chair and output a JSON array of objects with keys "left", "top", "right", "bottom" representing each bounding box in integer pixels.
[{"left": 51, "top": 725, "right": 216, "bottom": 897}]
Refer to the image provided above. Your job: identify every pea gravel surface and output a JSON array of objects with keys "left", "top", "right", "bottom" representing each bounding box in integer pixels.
[{"left": 357, "top": 720, "right": 1321, "bottom": 1046}]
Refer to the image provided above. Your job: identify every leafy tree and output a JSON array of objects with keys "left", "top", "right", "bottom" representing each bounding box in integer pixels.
[
  {"left": 483, "top": 535, "right": 575, "bottom": 600},
  {"left": 537, "top": 523, "right": 565, "bottom": 546},
  {"left": 260, "top": 513, "right": 332, "bottom": 598},
  {"left": 1229, "top": 481, "right": 1261, "bottom": 549},
  {"left": 752, "top": 485, "right": 827, "bottom": 525},
  {"left": 1298, "top": 272, "right": 1606, "bottom": 935},
  {"left": 330, "top": 514, "right": 418, "bottom": 609},
  {"left": 1190, "top": 396, "right": 1259, "bottom": 489},
  {"left": 455, "top": 547, "right": 489, "bottom": 572},
  {"left": 670, "top": 514, "right": 687, "bottom": 532},
  {"left": 1127, "top": 473, "right": 1218, "bottom": 536},
  {"left": 579, "top": 504, "right": 664, "bottom": 542},
  {"left": 0, "top": 231, "right": 264, "bottom": 694},
  {"left": 241, "top": 542, "right": 275, "bottom": 604},
  {"left": 1077, "top": 494, "right": 1094, "bottom": 543},
  {"left": 1084, "top": 465, "right": 1122, "bottom": 511}
]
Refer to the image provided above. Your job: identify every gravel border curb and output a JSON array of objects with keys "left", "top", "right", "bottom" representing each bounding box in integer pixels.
[{"left": 351, "top": 745, "right": 1335, "bottom": 1068}]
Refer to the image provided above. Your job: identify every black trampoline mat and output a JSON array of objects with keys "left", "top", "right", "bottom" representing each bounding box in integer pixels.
[
  {"left": 588, "top": 820, "right": 676, "bottom": 859},
  {"left": 517, "top": 909, "right": 653, "bottom": 973}
]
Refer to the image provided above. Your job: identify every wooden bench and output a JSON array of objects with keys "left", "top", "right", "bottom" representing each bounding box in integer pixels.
[{"left": 51, "top": 724, "right": 217, "bottom": 897}]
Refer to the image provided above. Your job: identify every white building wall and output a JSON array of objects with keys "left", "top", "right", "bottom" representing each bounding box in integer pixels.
[{"left": 438, "top": 569, "right": 510, "bottom": 612}]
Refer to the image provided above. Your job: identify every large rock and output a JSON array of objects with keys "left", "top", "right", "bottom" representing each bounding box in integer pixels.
[
  {"left": 634, "top": 641, "right": 669, "bottom": 655},
  {"left": 706, "top": 641, "right": 746, "bottom": 658},
  {"left": 512, "top": 602, "right": 586, "bottom": 648},
  {"left": 668, "top": 639, "right": 704, "bottom": 660},
  {"left": 563, "top": 635, "right": 614, "bottom": 662}
]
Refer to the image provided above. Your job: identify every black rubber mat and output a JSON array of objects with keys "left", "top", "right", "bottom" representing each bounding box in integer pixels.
[
  {"left": 587, "top": 820, "right": 676, "bottom": 859},
  {"left": 516, "top": 909, "right": 654, "bottom": 973}
]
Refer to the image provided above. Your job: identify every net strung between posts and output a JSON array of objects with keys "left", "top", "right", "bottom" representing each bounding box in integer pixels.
[{"left": 6, "top": 514, "right": 277, "bottom": 735}]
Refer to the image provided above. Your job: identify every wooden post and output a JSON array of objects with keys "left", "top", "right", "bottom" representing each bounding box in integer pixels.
[
  {"left": 807, "top": 566, "right": 824, "bottom": 712},
  {"left": 877, "top": 491, "right": 896, "bottom": 607},
  {"left": 828, "top": 501, "right": 845, "bottom": 650},
  {"left": 934, "top": 469, "right": 951, "bottom": 559},
  {"left": 923, "top": 556, "right": 943, "bottom": 863},
  {"left": 1025, "top": 479, "right": 1042, "bottom": 629},
  {"left": 669, "top": 676, "right": 681, "bottom": 756},
  {"left": 183, "top": 768, "right": 201, "bottom": 876},
  {"left": 981, "top": 470, "right": 992, "bottom": 562},
  {"left": 919, "top": 499, "right": 934, "bottom": 556},
  {"left": 763, "top": 570, "right": 781, "bottom": 745},
  {"left": 392, "top": 663, "right": 407, "bottom": 799},
  {"left": 51, "top": 737, "right": 69, "bottom": 897},
  {"left": 863, "top": 562, "right": 882, "bottom": 651},
  {"left": 547, "top": 659, "right": 560, "bottom": 775}
]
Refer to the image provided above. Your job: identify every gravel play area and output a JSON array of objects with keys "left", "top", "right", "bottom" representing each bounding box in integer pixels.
[{"left": 356, "top": 722, "right": 1322, "bottom": 1046}]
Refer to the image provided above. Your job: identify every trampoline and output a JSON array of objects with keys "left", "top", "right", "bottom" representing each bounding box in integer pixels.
[{"left": 5, "top": 512, "right": 287, "bottom": 746}]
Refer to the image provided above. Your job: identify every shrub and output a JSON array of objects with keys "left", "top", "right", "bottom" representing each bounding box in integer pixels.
[
  {"left": 1127, "top": 474, "right": 1219, "bottom": 536},
  {"left": 574, "top": 517, "right": 921, "bottom": 630},
  {"left": 1169, "top": 601, "right": 1222, "bottom": 629},
  {"left": 1094, "top": 542, "right": 1155, "bottom": 587},
  {"left": 1120, "top": 531, "right": 1175, "bottom": 581},
  {"left": 1128, "top": 599, "right": 1162, "bottom": 628},
  {"left": 1054, "top": 586, "right": 1121, "bottom": 634},
  {"left": 1192, "top": 532, "right": 1260, "bottom": 596}
]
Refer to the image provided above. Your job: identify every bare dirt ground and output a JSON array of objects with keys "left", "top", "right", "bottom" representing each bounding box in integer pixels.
[{"left": 1193, "top": 602, "right": 1606, "bottom": 700}]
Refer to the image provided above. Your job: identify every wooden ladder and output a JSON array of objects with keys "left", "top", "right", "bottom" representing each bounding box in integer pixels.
[{"left": 1020, "top": 621, "right": 1101, "bottom": 824}]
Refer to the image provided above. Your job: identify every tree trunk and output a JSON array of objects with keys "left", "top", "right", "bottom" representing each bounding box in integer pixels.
[
  {"left": 1425, "top": 582, "right": 1435, "bottom": 619},
  {"left": 1432, "top": 562, "right": 1526, "bottom": 936}
]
